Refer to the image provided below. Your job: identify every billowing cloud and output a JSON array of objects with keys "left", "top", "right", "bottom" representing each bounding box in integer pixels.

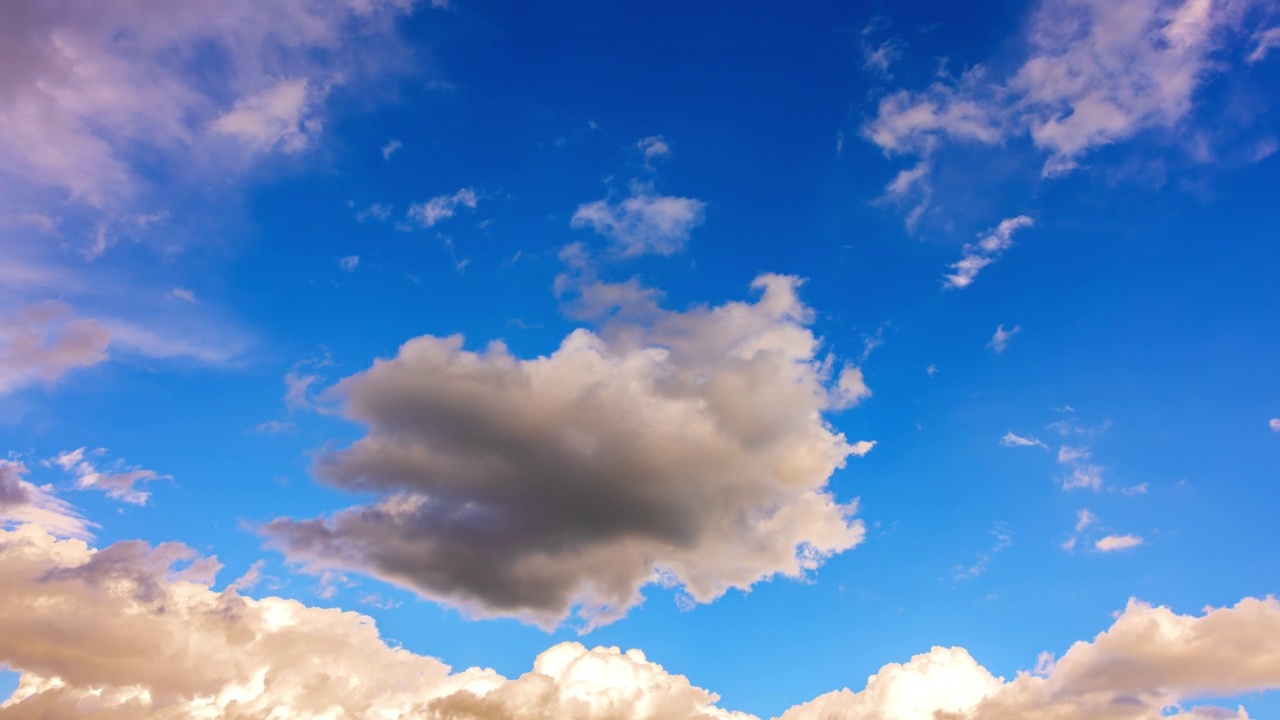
[
  {"left": 0, "top": 301, "right": 110, "bottom": 395},
  {"left": 407, "top": 188, "right": 480, "bottom": 228},
  {"left": 572, "top": 182, "right": 707, "bottom": 258},
  {"left": 51, "top": 448, "right": 168, "bottom": 506},
  {"left": 1096, "top": 534, "right": 1145, "bottom": 552},
  {"left": 987, "top": 324, "right": 1021, "bottom": 353},
  {"left": 944, "top": 215, "right": 1035, "bottom": 289},
  {"left": 4, "top": 523, "right": 1280, "bottom": 718},
  {"left": 263, "top": 275, "right": 870, "bottom": 629},
  {"left": 0, "top": 0, "right": 419, "bottom": 210}
]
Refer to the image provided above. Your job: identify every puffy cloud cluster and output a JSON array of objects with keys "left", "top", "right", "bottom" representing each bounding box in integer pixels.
[
  {"left": 0, "top": 301, "right": 110, "bottom": 395},
  {"left": 0, "top": 0, "right": 419, "bottom": 210},
  {"left": 0, "top": 523, "right": 748, "bottom": 719},
  {"left": 3, "top": 522, "right": 1280, "bottom": 718},
  {"left": 572, "top": 181, "right": 707, "bottom": 258},
  {"left": 264, "top": 275, "right": 871, "bottom": 628}
]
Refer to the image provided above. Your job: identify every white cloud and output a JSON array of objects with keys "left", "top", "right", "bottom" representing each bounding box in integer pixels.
[
  {"left": 1063, "top": 464, "right": 1105, "bottom": 492},
  {"left": 354, "top": 202, "right": 393, "bottom": 223},
  {"left": 254, "top": 419, "right": 296, "bottom": 434},
  {"left": 210, "top": 79, "right": 322, "bottom": 154},
  {"left": 0, "top": 0, "right": 418, "bottom": 209},
  {"left": 1075, "top": 508, "right": 1098, "bottom": 532},
  {"left": 1096, "top": 533, "right": 1145, "bottom": 552},
  {"left": 381, "top": 139, "right": 403, "bottom": 160},
  {"left": 0, "top": 462, "right": 90, "bottom": 539},
  {"left": 0, "top": 301, "right": 110, "bottom": 395},
  {"left": 406, "top": 188, "right": 479, "bottom": 228},
  {"left": 1001, "top": 432, "right": 1047, "bottom": 449},
  {"left": 572, "top": 182, "right": 707, "bottom": 258},
  {"left": 264, "top": 275, "right": 870, "bottom": 629},
  {"left": 51, "top": 448, "right": 168, "bottom": 506},
  {"left": 955, "top": 521, "right": 1013, "bottom": 580},
  {"left": 637, "top": 135, "right": 671, "bottom": 160},
  {"left": 944, "top": 215, "right": 1035, "bottom": 289},
  {"left": 339, "top": 255, "right": 360, "bottom": 272},
  {"left": 4, "top": 523, "right": 1280, "bottom": 718},
  {"left": 833, "top": 366, "right": 873, "bottom": 408},
  {"left": 167, "top": 287, "right": 197, "bottom": 303},
  {"left": 1270, "top": 418, "right": 1280, "bottom": 432},
  {"left": 861, "top": 0, "right": 1263, "bottom": 224},
  {"left": 1058, "top": 445, "right": 1092, "bottom": 463},
  {"left": 987, "top": 324, "right": 1021, "bottom": 353}
]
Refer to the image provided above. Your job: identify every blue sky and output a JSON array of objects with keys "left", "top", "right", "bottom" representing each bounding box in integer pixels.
[{"left": 2, "top": 0, "right": 1280, "bottom": 718}]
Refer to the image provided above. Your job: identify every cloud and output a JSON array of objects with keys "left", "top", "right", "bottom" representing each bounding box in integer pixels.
[
  {"left": 406, "top": 188, "right": 479, "bottom": 228},
  {"left": 166, "top": 287, "right": 197, "bottom": 303},
  {"left": 254, "top": 419, "right": 296, "bottom": 434},
  {"left": 339, "top": 255, "right": 361, "bottom": 272},
  {"left": 354, "top": 202, "right": 394, "bottom": 223},
  {"left": 381, "top": 139, "right": 403, "bottom": 160},
  {"left": 263, "top": 275, "right": 870, "bottom": 629},
  {"left": 1058, "top": 445, "right": 1091, "bottom": 463},
  {"left": 0, "top": 463, "right": 90, "bottom": 539},
  {"left": 1076, "top": 508, "right": 1098, "bottom": 532},
  {"left": 783, "top": 595, "right": 1280, "bottom": 720},
  {"left": 944, "top": 215, "right": 1035, "bottom": 289},
  {"left": 637, "top": 135, "right": 671, "bottom": 160},
  {"left": 0, "top": 0, "right": 418, "bottom": 209},
  {"left": 864, "top": 0, "right": 1259, "bottom": 179},
  {"left": 1270, "top": 418, "right": 1280, "bottom": 432},
  {"left": 955, "top": 521, "right": 1013, "bottom": 580},
  {"left": 0, "top": 301, "right": 110, "bottom": 395},
  {"left": 572, "top": 182, "right": 707, "bottom": 258},
  {"left": 1001, "top": 432, "right": 1047, "bottom": 449},
  {"left": 50, "top": 448, "right": 168, "bottom": 505},
  {"left": 4, "top": 523, "right": 1280, "bottom": 718},
  {"left": 1063, "top": 464, "right": 1105, "bottom": 492},
  {"left": 987, "top": 324, "right": 1021, "bottom": 353},
  {"left": 210, "top": 79, "right": 322, "bottom": 154},
  {"left": 1096, "top": 534, "right": 1145, "bottom": 552}
]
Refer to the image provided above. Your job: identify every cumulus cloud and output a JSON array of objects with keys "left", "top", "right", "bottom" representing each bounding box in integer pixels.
[
  {"left": 0, "top": 301, "right": 110, "bottom": 395},
  {"left": 51, "top": 448, "right": 168, "bottom": 506},
  {"left": 406, "top": 188, "right": 480, "bottom": 228},
  {"left": 4, "top": 523, "right": 1280, "bottom": 718},
  {"left": 1001, "top": 432, "right": 1047, "bottom": 449},
  {"left": 0, "top": 0, "right": 419, "bottom": 210},
  {"left": 1096, "top": 533, "right": 1145, "bottom": 552},
  {"left": 263, "top": 275, "right": 871, "bottom": 629},
  {"left": 572, "top": 182, "right": 707, "bottom": 258},
  {"left": 987, "top": 324, "right": 1021, "bottom": 353},
  {"left": 944, "top": 215, "right": 1035, "bottom": 289},
  {"left": 0, "top": 463, "right": 90, "bottom": 539}
]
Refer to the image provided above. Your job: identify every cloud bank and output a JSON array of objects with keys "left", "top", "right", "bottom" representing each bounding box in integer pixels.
[{"left": 3, "top": 523, "right": 1280, "bottom": 718}]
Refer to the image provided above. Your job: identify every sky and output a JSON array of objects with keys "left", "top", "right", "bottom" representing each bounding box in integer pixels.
[{"left": 2, "top": 0, "right": 1280, "bottom": 718}]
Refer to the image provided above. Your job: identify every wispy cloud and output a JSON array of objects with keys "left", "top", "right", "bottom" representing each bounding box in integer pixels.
[
  {"left": 1001, "top": 432, "right": 1047, "bottom": 449},
  {"left": 406, "top": 188, "right": 479, "bottom": 228},
  {"left": 987, "top": 324, "right": 1020, "bottom": 353},
  {"left": 944, "top": 215, "right": 1034, "bottom": 289}
]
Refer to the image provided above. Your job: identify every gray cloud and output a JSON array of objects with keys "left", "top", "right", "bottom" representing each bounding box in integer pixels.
[{"left": 264, "top": 275, "right": 871, "bottom": 629}]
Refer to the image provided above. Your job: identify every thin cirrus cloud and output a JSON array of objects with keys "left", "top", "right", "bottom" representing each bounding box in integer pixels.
[
  {"left": 987, "top": 324, "right": 1020, "bottom": 353},
  {"left": 1001, "top": 431, "right": 1047, "bottom": 449},
  {"left": 263, "top": 274, "right": 873, "bottom": 630},
  {"left": 2, "top": 522, "right": 1279, "bottom": 718}
]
